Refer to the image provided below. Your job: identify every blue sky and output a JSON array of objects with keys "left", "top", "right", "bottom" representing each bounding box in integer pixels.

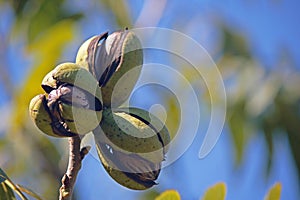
[{"left": 1, "top": 0, "right": 300, "bottom": 199}]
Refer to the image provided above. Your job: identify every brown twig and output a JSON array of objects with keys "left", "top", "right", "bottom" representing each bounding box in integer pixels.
[{"left": 59, "top": 135, "right": 90, "bottom": 200}]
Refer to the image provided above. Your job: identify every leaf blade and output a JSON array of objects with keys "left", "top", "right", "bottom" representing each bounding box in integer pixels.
[
  {"left": 201, "top": 182, "right": 227, "bottom": 200},
  {"left": 155, "top": 190, "right": 181, "bottom": 200},
  {"left": 0, "top": 182, "right": 17, "bottom": 200},
  {"left": 264, "top": 182, "right": 282, "bottom": 200}
]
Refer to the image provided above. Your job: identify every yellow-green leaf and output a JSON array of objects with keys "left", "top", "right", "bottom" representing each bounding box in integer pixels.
[
  {"left": 165, "top": 96, "right": 180, "bottom": 139},
  {"left": 155, "top": 190, "right": 181, "bottom": 200},
  {"left": 0, "top": 182, "right": 16, "bottom": 200},
  {"left": 264, "top": 182, "right": 282, "bottom": 200},
  {"left": 201, "top": 182, "right": 227, "bottom": 200},
  {"left": 0, "top": 168, "right": 26, "bottom": 199},
  {"left": 227, "top": 101, "right": 249, "bottom": 165}
]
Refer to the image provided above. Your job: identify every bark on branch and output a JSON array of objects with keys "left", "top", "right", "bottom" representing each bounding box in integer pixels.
[{"left": 59, "top": 135, "right": 90, "bottom": 200}]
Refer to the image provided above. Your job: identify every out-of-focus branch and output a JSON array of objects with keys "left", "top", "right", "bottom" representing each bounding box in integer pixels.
[{"left": 59, "top": 135, "right": 90, "bottom": 200}]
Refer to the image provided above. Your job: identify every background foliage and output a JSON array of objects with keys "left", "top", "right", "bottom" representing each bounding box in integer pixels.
[{"left": 0, "top": 0, "right": 299, "bottom": 199}]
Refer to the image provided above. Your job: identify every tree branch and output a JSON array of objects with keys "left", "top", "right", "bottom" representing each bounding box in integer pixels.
[{"left": 59, "top": 135, "right": 90, "bottom": 200}]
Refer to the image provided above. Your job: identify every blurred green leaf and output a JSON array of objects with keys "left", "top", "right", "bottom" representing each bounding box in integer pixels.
[
  {"left": 0, "top": 182, "right": 16, "bottom": 200},
  {"left": 227, "top": 101, "right": 248, "bottom": 165},
  {"left": 10, "top": 0, "right": 29, "bottom": 17},
  {"left": 11, "top": 0, "right": 82, "bottom": 43},
  {"left": 262, "top": 120, "right": 275, "bottom": 177},
  {"left": 155, "top": 190, "right": 181, "bottom": 200},
  {"left": 277, "top": 96, "right": 300, "bottom": 182},
  {"left": 26, "top": 0, "right": 81, "bottom": 42},
  {"left": 220, "top": 24, "right": 300, "bottom": 180},
  {"left": 264, "top": 182, "right": 281, "bottom": 200},
  {"left": 288, "top": 131, "right": 300, "bottom": 182},
  {"left": 165, "top": 96, "right": 181, "bottom": 139},
  {"left": 221, "top": 27, "right": 250, "bottom": 58},
  {"left": 201, "top": 182, "right": 227, "bottom": 200}
]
